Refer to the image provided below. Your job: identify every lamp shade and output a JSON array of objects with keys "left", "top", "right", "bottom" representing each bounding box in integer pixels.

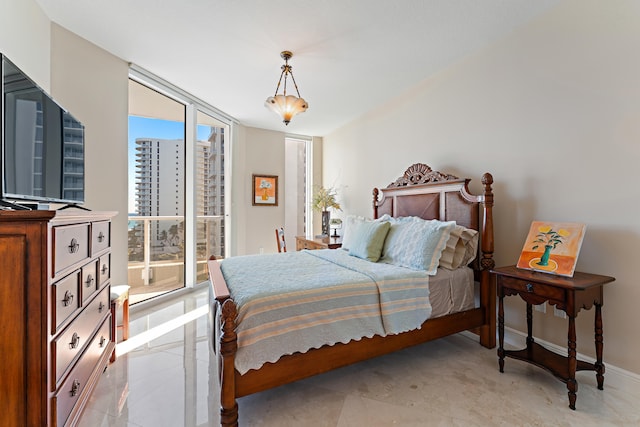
[
  {"left": 265, "top": 51, "right": 308, "bottom": 125},
  {"left": 265, "top": 94, "right": 308, "bottom": 125}
]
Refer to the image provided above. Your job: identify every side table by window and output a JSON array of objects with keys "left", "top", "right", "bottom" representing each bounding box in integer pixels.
[
  {"left": 295, "top": 236, "right": 342, "bottom": 250},
  {"left": 491, "top": 265, "right": 615, "bottom": 410}
]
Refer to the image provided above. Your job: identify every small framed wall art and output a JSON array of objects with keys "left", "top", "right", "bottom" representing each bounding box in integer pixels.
[
  {"left": 516, "top": 221, "right": 586, "bottom": 277},
  {"left": 252, "top": 174, "right": 278, "bottom": 206}
]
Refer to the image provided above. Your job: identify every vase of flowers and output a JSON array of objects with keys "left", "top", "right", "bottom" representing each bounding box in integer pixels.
[
  {"left": 312, "top": 186, "right": 341, "bottom": 237},
  {"left": 531, "top": 226, "right": 569, "bottom": 267}
]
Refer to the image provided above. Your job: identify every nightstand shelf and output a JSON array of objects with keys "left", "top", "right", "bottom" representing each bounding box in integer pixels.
[
  {"left": 504, "top": 341, "right": 596, "bottom": 382},
  {"left": 492, "top": 265, "right": 615, "bottom": 410}
]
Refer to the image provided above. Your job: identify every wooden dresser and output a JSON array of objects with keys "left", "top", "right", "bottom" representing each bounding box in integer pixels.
[{"left": 0, "top": 210, "right": 116, "bottom": 427}]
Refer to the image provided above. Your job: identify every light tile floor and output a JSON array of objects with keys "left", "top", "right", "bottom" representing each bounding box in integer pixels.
[{"left": 79, "top": 288, "right": 640, "bottom": 426}]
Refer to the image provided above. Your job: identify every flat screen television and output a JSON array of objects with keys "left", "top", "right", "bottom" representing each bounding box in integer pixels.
[{"left": 1, "top": 53, "right": 85, "bottom": 209}]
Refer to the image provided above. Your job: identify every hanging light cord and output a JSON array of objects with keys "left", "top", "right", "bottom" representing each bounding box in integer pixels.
[{"left": 272, "top": 57, "right": 302, "bottom": 98}]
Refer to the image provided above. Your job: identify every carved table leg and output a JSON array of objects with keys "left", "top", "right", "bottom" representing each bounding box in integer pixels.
[
  {"left": 526, "top": 303, "right": 534, "bottom": 347},
  {"left": 594, "top": 303, "right": 605, "bottom": 390},
  {"left": 498, "top": 287, "right": 504, "bottom": 373},
  {"left": 567, "top": 314, "right": 578, "bottom": 410}
]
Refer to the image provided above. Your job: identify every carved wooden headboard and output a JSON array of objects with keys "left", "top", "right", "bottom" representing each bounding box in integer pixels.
[{"left": 372, "top": 163, "right": 495, "bottom": 272}]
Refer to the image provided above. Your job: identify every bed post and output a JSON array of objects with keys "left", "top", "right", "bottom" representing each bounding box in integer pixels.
[
  {"left": 372, "top": 188, "right": 380, "bottom": 218},
  {"left": 479, "top": 172, "right": 496, "bottom": 348},
  {"left": 219, "top": 298, "right": 239, "bottom": 427}
]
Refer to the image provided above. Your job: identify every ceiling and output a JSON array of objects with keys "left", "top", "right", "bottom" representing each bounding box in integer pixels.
[{"left": 35, "top": 0, "right": 560, "bottom": 137}]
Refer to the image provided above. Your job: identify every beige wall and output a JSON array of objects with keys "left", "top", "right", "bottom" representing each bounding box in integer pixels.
[
  {"left": 233, "top": 126, "right": 288, "bottom": 255},
  {"left": 230, "top": 128, "right": 324, "bottom": 255},
  {"left": 323, "top": 0, "right": 640, "bottom": 374},
  {"left": 0, "top": 0, "right": 50, "bottom": 90},
  {"left": 50, "top": 24, "right": 130, "bottom": 285}
]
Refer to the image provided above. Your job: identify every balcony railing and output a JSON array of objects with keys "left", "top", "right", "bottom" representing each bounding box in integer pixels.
[{"left": 127, "top": 214, "right": 224, "bottom": 304}]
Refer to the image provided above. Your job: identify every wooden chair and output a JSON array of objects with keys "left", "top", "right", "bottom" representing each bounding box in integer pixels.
[
  {"left": 110, "top": 285, "right": 130, "bottom": 363},
  {"left": 275, "top": 227, "right": 286, "bottom": 252}
]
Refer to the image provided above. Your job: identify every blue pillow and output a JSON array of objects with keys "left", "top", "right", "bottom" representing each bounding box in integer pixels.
[{"left": 380, "top": 217, "right": 455, "bottom": 274}]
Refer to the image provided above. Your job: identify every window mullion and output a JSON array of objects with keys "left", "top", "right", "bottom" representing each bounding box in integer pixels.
[{"left": 184, "top": 104, "right": 197, "bottom": 288}]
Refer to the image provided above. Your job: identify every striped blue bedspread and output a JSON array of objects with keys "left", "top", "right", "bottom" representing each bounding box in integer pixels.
[{"left": 220, "top": 249, "right": 432, "bottom": 374}]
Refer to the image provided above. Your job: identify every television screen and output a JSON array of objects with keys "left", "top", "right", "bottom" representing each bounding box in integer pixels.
[{"left": 1, "top": 54, "right": 84, "bottom": 206}]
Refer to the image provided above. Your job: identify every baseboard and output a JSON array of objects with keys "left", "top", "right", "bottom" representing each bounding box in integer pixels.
[{"left": 502, "top": 327, "right": 640, "bottom": 393}]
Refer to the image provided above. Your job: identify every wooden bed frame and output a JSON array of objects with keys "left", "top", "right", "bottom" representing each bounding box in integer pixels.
[{"left": 207, "top": 163, "right": 495, "bottom": 427}]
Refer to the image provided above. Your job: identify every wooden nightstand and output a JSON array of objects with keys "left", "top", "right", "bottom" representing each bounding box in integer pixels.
[
  {"left": 491, "top": 265, "right": 615, "bottom": 410},
  {"left": 295, "top": 236, "right": 342, "bottom": 250}
]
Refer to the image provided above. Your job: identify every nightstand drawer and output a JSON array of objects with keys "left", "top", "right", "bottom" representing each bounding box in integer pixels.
[{"left": 501, "top": 276, "right": 565, "bottom": 302}]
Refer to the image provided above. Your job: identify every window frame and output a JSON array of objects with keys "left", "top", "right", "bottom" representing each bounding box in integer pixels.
[{"left": 129, "top": 65, "right": 235, "bottom": 297}]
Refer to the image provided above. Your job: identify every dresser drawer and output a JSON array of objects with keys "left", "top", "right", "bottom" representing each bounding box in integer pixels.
[
  {"left": 53, "top": 285, "right": 110, "bottom": 386},
  {"left": 81, "top": 260, "right": 98, "bottom": 304},
  {"left": 53, "top": 224, "right": 90, "bottom": 277},
  {"left": 91, "top": 221, "right": 110, "bottom": 256},
  {"left": 53, "top": 272, "right": 81, "bottom": 333},
  {"left": 500, "top": 276, "right": 565, "bottom": 302},
  {"left": 54, "top": 314, "right": 111, "bottom": 427},
  {"left": 98, "top": 254, "right": 110, "bottom": 287}
]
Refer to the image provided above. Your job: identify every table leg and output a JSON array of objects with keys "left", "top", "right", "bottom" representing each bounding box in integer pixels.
[
  {"left": 567, "top": 314, "right": 578, "bottom": 410},
  {"left": 594, "top": 303, "right": 605, "bottom": 390},
  {"left": 498, "top": 286, "right": 504, "bottom": 373},
  {"left": 526, "top": 303, "right": 533, "bottom": 347}
]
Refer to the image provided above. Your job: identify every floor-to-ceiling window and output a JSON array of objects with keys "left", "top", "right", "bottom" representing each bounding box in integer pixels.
[
  {"left": 195, "top": 110, "right": 227, "bottom": 282},
  {"left": 284, "top": 137, "right": 312, "bottom": 243},
  {"left": 127, "top": 71, "right": 231, "bottom": 305}
]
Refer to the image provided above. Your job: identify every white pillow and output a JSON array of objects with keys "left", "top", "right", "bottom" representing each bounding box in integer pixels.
[
  {"left": 341, "top": 215, "right": 366, "bottom": 251},
  {"left": 440, "top": 225, "right": 479, "bottom": 270},
  {"left": 380, "top": 217, "right": 455, "bottom": 274}
]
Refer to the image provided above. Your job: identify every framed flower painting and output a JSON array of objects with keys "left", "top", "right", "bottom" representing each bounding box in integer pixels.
[
  {"left": 252, "top": 174, "right": 278, "bottom": 206},
  {"left": 516, "top": 221, "right": 586, "bottom": 277}
]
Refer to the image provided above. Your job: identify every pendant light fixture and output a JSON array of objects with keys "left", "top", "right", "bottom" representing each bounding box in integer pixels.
[{"left": 264, "top": 51, "right": 308, "bottom": 125}]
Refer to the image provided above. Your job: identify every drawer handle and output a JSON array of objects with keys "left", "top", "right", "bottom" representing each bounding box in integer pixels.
[
  {"left": 85, "top": 274, "right": 94, "bottom": 287},
  {"left": 68, "top": 238, "right": 80, "bottom": 254},
  {"left": 101, "top": 264, "right": 109, "bottom": 275},
  {"left": 70, "top": 379, "right": 80, "bottom": 397},
  {"left": 526, "top": 283, "right": 534, "bottom": 292},
  {"left": 62, "top": 291, "right": 74, "bottom": 307},
  {"left": 97, "top": 231, "right": 105, "bottom": 243},
  {"left": 99, "top": 335, "right": 106, "bottom": 347},
  {"left": 98, "top": 301, "right": 105, "bottom": 313},
  {"left": 70, "top": 332, "right": 81, "bottom": 349}
]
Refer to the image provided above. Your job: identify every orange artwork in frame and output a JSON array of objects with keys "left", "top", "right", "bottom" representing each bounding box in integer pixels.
[
  {"left": 516, "top": 221, "right": 586, "bottom": 277},
  {"left": 252, "top": 174, "right": 278, "bottom": 206}
]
